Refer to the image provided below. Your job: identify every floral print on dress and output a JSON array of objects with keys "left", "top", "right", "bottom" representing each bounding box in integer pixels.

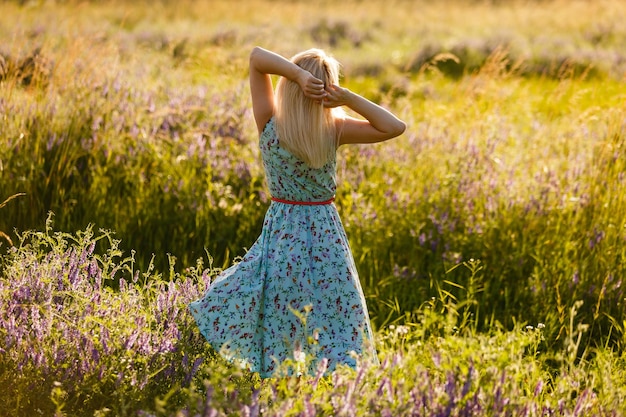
[{"left": 189, "top": 117, "right": 377, "bottom": 377}]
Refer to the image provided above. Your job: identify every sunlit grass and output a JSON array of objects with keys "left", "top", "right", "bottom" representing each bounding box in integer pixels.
[{"left": 2, "top": 225, "right": 625, "bottom": 415}]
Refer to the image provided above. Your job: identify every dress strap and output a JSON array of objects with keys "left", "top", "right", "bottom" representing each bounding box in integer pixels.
[{"left": 271, "top": 196, "right": 335, "bottom": 206}]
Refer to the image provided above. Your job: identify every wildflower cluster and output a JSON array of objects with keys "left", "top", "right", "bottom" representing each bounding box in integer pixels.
[{"left": 0, "top": 221, "right": 212, "bottom": 415}]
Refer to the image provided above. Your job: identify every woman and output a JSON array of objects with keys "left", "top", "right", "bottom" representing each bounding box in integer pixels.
[{"left": 189, "top": 46, "right": 406, "bottom": 377}]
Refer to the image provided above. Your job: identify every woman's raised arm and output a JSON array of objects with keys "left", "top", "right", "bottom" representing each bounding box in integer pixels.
[
  {"left": 323, "top": 84, "right": 406, "bottom": 145},
  {"left": 249, "top": 47, "right": 327, "bottom": 133}
]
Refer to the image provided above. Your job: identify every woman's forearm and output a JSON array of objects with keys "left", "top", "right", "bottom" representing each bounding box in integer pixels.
[
  {"left": 250, "top": 46, "right": 304, "bottom": 82},
  {"left": 250, "top": 47, "right": 327, "bottom": 101},
  {"left": 343, "top": 89, "right": 406, "bottom": 136}
]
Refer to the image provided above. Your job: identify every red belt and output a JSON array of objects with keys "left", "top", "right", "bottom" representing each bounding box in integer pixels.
[{"left": 271, "top": 196, "right": 335, "bottom": 205}]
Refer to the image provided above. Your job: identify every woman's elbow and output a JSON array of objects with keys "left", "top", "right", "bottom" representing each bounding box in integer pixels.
[
  {"left": 378, "top": 121, "right": 406, "bottom": 142},
  {"left": 250, "top": 46, "right": 267, "bottom": 67},
  {"left": 392, "top": 120, "right": 407, "bottom": 137},
  {"left": 250, "top": 46, "right": 261, "bottom": 63}
]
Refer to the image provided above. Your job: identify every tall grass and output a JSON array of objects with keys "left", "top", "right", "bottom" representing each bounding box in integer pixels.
[
  {"left": 1, "top": 223, "right": 625, "bottom": 415},
  {"left": 1, "top": 0, "right": 625, "bottom": 388},
  {"left": 342, "top": 62, "right": 626, "bottom": 349}
]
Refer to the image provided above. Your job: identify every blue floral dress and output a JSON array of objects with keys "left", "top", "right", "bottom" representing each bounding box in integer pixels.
[{"left": 189, "top": 117, "right": 376, "bottom": 377}]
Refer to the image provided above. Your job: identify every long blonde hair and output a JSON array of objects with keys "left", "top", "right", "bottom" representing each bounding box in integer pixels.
[{"left": 275, "top": 49, "right": 341, "bottom": 168}]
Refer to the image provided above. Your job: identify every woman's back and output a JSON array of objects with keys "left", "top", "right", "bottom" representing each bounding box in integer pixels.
[{"left": 261, "top": 117, "right": 336, "bottom": 203}]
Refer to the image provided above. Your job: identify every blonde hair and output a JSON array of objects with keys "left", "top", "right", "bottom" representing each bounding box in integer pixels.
[{"left": 275, "top": 49, "right": 341, "bottom": 168}]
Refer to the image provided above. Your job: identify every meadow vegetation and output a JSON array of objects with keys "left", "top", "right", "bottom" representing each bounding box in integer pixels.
[{"left": 1, "top": 0, "right": 625, "bottom": 415}]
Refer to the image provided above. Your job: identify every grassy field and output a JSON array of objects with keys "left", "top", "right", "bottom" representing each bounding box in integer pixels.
[{"left": 1, "top": 0, "right": 626, "bottom": 415}]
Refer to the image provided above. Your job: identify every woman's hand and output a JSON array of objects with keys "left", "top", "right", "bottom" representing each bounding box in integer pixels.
[
  {"left": 296, "top": 70, "right": 327, "bottom": 101},
  {"left": 322, "top": 84, "right": 351, "bottom": 108}
]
